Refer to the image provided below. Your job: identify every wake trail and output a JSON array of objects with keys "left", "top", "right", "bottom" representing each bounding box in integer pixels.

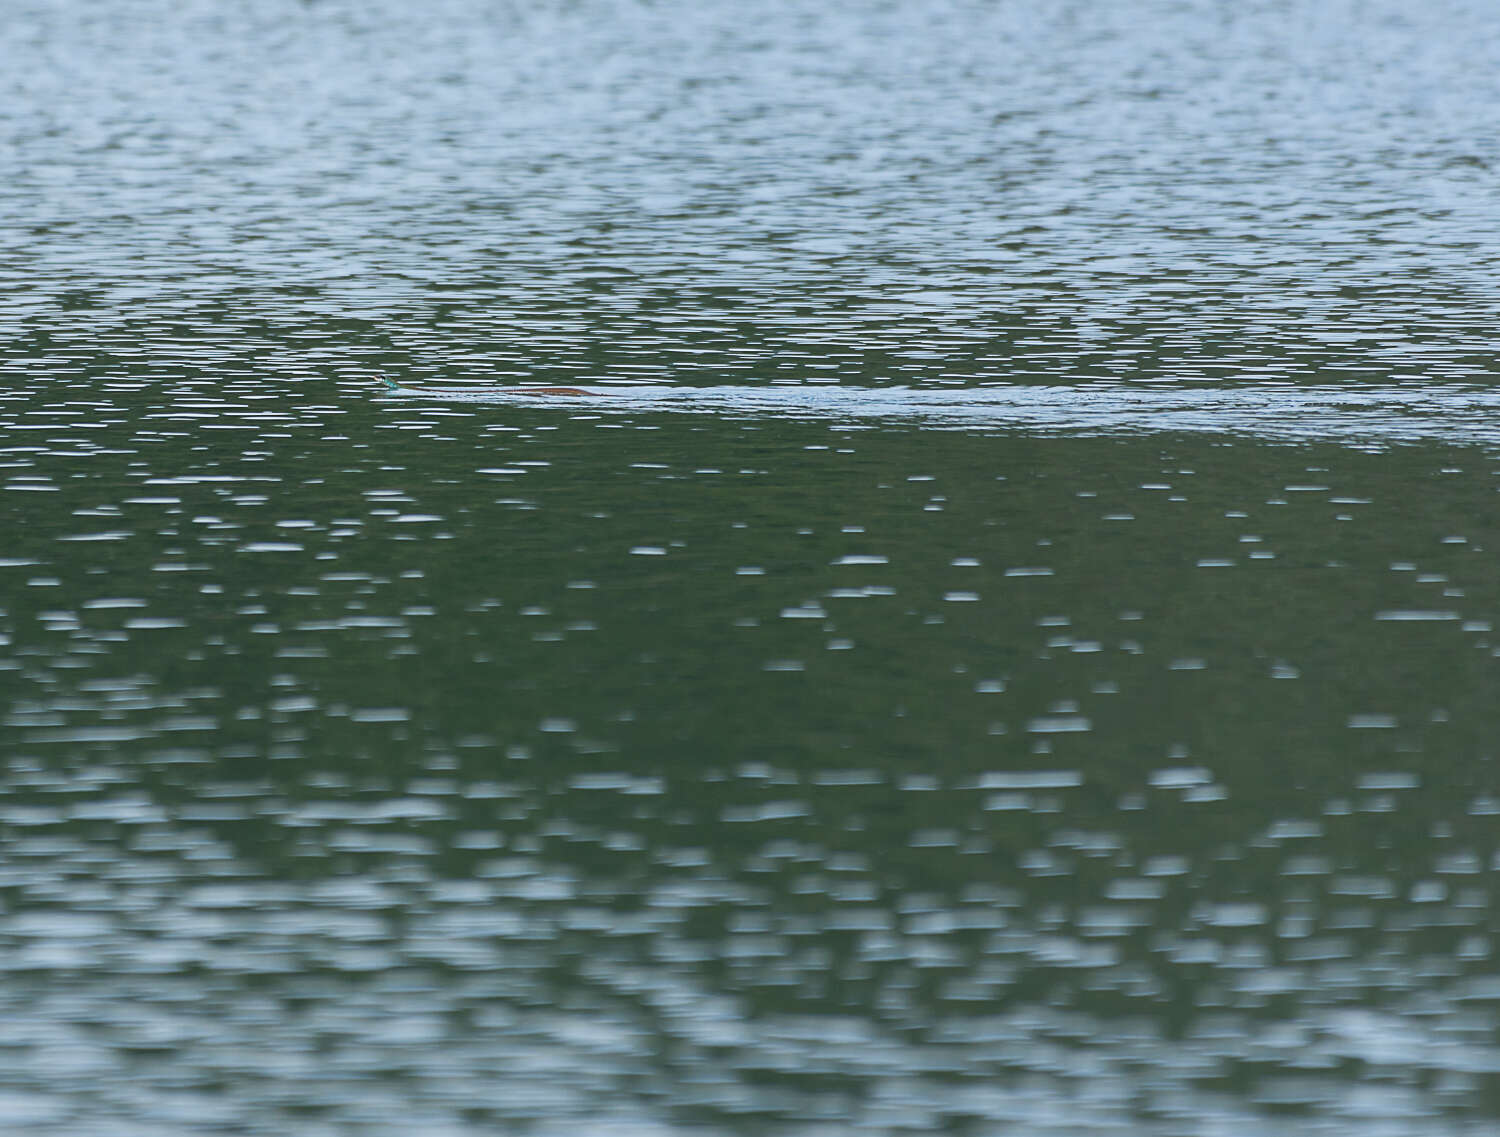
[{"left": 382, "top": 381, "right": 1500, "bottom": 446}]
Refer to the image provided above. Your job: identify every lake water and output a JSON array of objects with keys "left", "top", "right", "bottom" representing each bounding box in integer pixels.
[{"left": 6, "top": 1, "right": 1500, "bottom": 1133}]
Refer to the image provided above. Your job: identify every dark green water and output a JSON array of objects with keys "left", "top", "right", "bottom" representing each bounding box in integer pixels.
[{"left": 7, "top": 1, "right": 1500, "bottom": 1133}]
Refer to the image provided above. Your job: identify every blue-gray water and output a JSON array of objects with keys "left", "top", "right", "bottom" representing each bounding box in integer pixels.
[{"left": 7, "top": 1, "right": 1500, "bottom": 1133}]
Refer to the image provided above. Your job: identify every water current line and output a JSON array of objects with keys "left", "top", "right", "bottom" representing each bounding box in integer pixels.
[{"left": 381, "top": 380, "right": 1500, "bottom": 446}]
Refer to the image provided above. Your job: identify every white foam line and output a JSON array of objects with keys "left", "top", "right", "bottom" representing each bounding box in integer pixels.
[{"left": 385, "top": 382, "right": 1500, "bottom": 445}]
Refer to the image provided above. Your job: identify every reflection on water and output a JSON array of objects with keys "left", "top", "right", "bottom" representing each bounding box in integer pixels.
[{"left": 7, "top": 0, "right": 1500, "bottom": 1133}]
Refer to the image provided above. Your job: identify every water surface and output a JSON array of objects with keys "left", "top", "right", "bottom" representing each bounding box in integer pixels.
[{"left": 6, "top": 1, "right": 1500, "bottom": 1134}]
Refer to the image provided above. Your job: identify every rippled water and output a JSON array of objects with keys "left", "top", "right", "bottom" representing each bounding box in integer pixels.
[{"left": 8, "top": 0, "right": 1500, "bottom": 1133}]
